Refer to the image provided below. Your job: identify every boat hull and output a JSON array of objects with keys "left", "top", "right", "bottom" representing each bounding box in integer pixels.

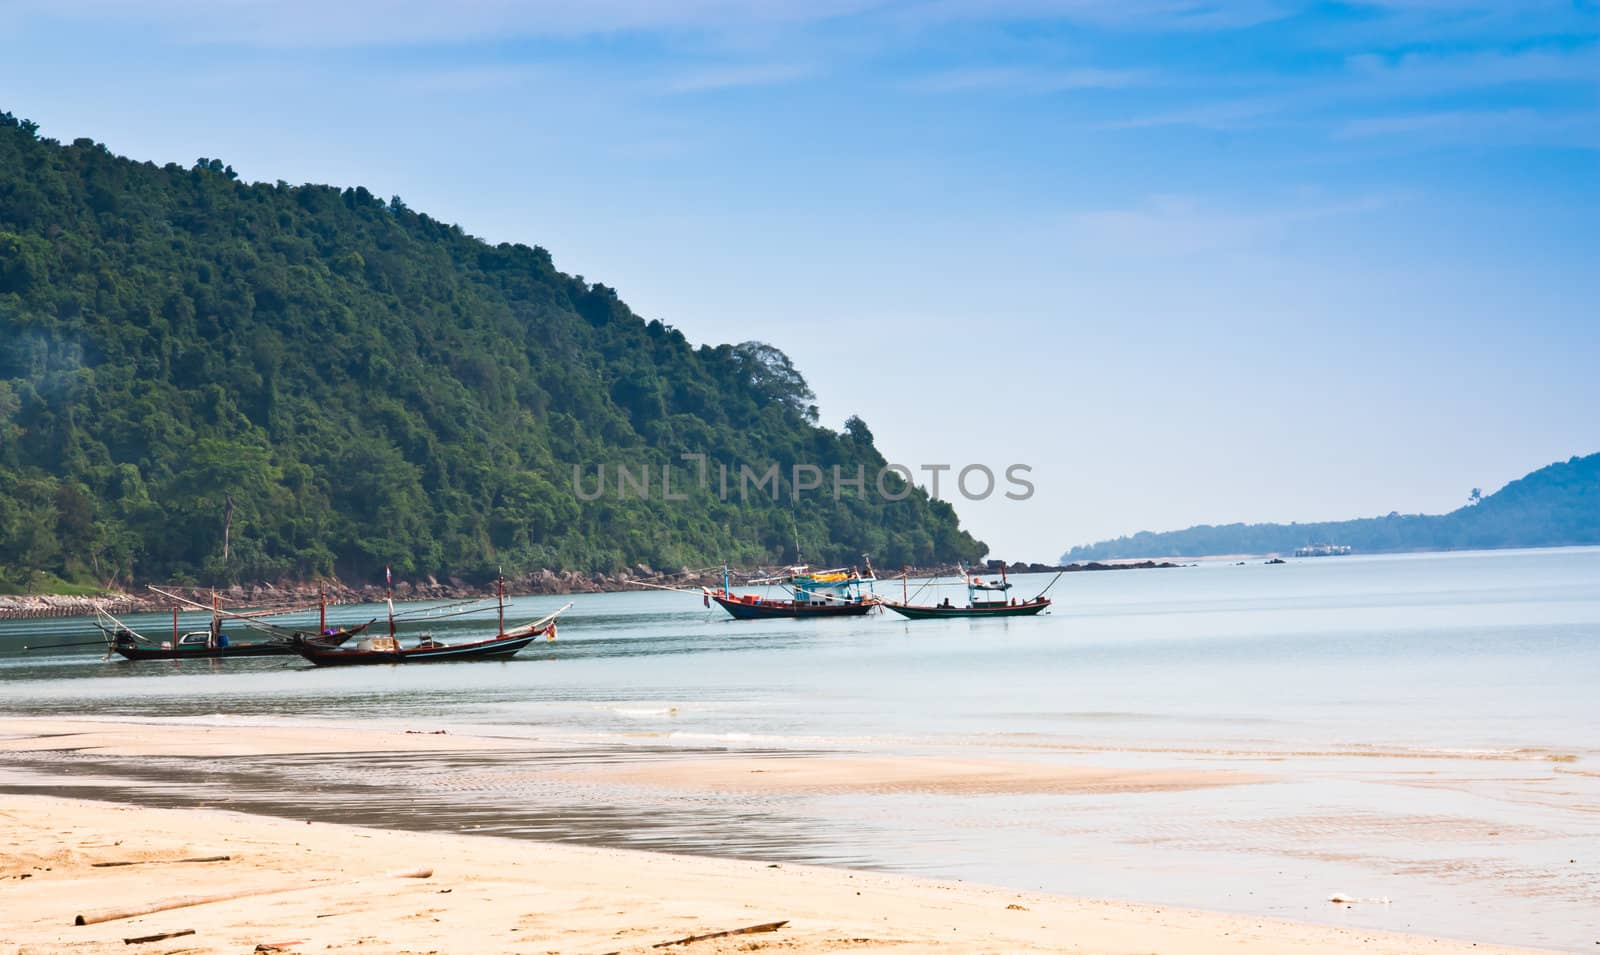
[
  {"left": 292, "top": 631, "right": 544, "bottom": 666},
  {"left": 710, "top": 594, "right": 877, "bottom": 620},
  {"left": 292, "top": 620, "right": 375, "bottom": 647},
  {"left": 113, "top": 642, "right": 295, "bottom": 660},
  {"left": 883, "top": 598, "right": 1051, "bottom": 620}
]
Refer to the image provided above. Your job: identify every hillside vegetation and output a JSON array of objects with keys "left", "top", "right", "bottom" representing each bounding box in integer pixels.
[
  {"left": 1063, "top": 453, "right": 1600, "bottom": 561},
  {"left": 0, "top": 111, "right": 983, "bottom": 589}
]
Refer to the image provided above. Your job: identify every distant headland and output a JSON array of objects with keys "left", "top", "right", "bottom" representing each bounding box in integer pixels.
[{"left": 1063, "top": 452, "right": 1600, "bottom": 562}]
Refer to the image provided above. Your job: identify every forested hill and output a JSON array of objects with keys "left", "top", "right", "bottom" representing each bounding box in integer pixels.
[
  {"left": 0, "top": 111, "right": 983, "bottom": 590},
  {"left": 1062, "top": 452, "right": 1600, "bottom": 561}
]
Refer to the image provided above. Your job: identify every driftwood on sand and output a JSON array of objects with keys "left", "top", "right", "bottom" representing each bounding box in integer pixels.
[
  {"left": 92, "top": 854, "right": 231, "bottom": 868},
  {"left": 650, "top": 920, "right": 789, "bottom": 948},
  {"left": 74, "top": 867, "right": 433, "bottom": 925},
  {"left": 123, "top": 928, "right": 196, "bottom": 944}
]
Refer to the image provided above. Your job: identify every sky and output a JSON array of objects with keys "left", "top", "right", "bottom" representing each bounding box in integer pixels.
[{"left": 2, "top": 0, "right": 1597, "bottom": 561}]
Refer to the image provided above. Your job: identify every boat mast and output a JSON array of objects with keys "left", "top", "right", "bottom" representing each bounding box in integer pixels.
[
  {"left": 385, "top": 565, "right": 395, "bottom": 639},
  {"left": 319, "top": 586, "right": 326, "bottom": 636},
  {"left": 210, "top": 589, "right": 221, "bottom": 648},
  {"left": 497, "top": 568, "right": 505, "bottom": 636}
]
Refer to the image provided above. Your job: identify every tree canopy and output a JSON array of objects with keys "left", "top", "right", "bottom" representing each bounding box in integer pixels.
[{"left": 0, "top": 111, "right": 985, "bottom": 590}]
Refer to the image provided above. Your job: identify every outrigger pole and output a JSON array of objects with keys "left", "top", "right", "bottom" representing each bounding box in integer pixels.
[
  {"left": 1033, "top": 570, "right": 1066, "bottom": 601},
  {"left": 19, "top": 638, "right": 110, "bottom": 651},
  {"left": 146, "top": 586, "right": 325, "bottom": 637},
  {"left": 625, "top": 578, "right": 712, "bottom": 596}
]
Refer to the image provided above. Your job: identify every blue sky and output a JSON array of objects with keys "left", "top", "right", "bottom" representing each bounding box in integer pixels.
[{"left": 3, "top": 1, "right": 1597, "bottom": 560}]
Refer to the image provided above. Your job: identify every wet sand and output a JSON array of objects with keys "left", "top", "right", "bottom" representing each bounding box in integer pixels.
[
  {"left": 0, "top": 718, "right": 1582, "bottom": 953},
  {"left": 1, "top": 791, "right": 1557, "bottom": 955},
  {"left": 0, "top": 717, "right": 530, "bottom": 757},
  {"left": 568, "top": 753, "right": 1266, "bottom": 795}
]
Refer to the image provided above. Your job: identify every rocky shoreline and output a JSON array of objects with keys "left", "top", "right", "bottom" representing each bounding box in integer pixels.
[{"left": 0, "top": 559, "right": 1182, "bottom": 620}]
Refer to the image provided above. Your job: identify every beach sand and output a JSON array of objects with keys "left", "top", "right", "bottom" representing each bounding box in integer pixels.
[
  {"left": 1, "top": 793, "right": 1558, "bottom": 955},
  {"left": 0, "top": 719, "right": 1562, "bottom": 954}
]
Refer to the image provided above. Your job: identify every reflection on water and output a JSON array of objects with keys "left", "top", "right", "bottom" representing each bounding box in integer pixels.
[{"left": 3, "top": 547, "right": 1600, "bottom": 949}]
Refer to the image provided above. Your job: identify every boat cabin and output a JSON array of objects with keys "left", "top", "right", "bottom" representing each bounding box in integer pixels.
[
  {"left": 965, "top": 575, "right": 1012, "bottom": 609},
  {"left": 789, "top": 569, "right": 874, "bottom": 606}
]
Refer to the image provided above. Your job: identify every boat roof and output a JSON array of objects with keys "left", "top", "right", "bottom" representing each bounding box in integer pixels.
[{"left": 748, "top": 565, "right": 875, "bottom": 585}]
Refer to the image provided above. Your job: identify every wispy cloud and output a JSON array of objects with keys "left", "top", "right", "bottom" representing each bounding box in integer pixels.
[
  {"left": 659, "top": 62, "right": 815, "bottom": 94},
  {"left": 895, "top": 0, "right": 1301, "bottom": 32},
  {"left": 909, "top": 64, "right": 1147, "bottom": 94},
  {"left": 1344, "top": 46, "right": 1600, "bottom": 94},
  {"left": 1103, "top": 42, "right": 1599, "bottom": 135},
  {"left": 398, "top": 65, "right": 548, "bottom": 93},
  {"left": 1336, "top": 108, "right": 1600, "bottom": 148},
  {"left": 14, "top": 0, "right": 1597, "bottom": 157},
  {"left": 11, "top": 0, "right": 879, "bottom": 47},
  {"left": 1098, "top": 95, "right": 1291, "bottom": 131},
  {"left": 1065, "top": 192, "right": 1401, "bottom": 258}
]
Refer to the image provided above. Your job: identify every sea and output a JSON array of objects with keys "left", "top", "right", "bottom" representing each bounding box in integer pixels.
[{"left": 2, "top": 546, "right": 1597, "bottom": 951}]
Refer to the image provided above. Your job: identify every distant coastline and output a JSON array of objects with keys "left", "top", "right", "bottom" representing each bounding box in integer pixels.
[{"left": 1063, "top": 452, "right": 1598, "bottom": 562}]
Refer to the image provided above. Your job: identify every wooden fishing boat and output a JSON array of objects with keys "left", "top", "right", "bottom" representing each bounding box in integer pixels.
[
  {"left": 100, "top": 595, "right": 299, "bottom": 660},
  {"left": 292, "top": 624, "right": 548, "bottom": 666},
  {"left": 708, "top": 592, "right": 878, "bottom": 620},
  {"left": 108, "top": 627, "right": 297, "bottom": 660},
  {"left": 102, "top": 587, "right": 375, "bottom": 660},
  {"left": 291, "top": 574, "right": 570, "bottom": 667},
  {"left": 882, "top": 566, "right": 1060, "bottom": 620},
  {"left": 702, "top": 564, "right": 879, "bottom": 620},
  {"left": 882, "top": 598, "right": 1050, "bottom": 619}
]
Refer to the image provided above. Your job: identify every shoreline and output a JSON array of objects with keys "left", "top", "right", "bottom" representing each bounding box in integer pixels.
[
  {"left": 12, "top": 541, "right": 1598, "bottom": 619},
  {"left": 0, "top": 718, "right": 1574, "bottom": 954},
  {"left": 1, "top": 790, "right": 1555, "bottom": 955},
  {"left": 0, "top": 560, "right": 1184, "bottom": 620}
]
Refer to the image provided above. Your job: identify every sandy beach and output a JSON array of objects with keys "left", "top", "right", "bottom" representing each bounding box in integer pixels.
[
  {"left": 2, "top": 790, "right": 1559, "bottom": 955},
  {"left": 0, "top": 719, "right": 1567, "bottom": 955}
]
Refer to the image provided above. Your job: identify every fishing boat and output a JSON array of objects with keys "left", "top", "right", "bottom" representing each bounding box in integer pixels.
[
  {"left": 100, "top": 586, "right": 375, "bottom": 661},
  {"left": 702, "top": 563, "right": 879, "bottom": 620},
  {"left": 291, "top": 573, "right": 570, "bottom": 667},
  {"left": 99, "top": 594, "right": 298, "bottom": 660},
  {"left": 882, "top": 565, "right": 1058, "bottom": 619},
  {"left": 107, "top": 626, "right": 298, "bottom": 659}
]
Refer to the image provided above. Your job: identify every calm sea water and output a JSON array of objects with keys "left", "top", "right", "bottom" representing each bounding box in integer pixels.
[{"left": 3, "top": 547, "right": 1598, "bottom": 950}]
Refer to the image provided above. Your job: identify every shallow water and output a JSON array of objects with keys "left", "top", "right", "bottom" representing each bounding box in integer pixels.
[{"left": 3, "top": 547, "right": 1599, "bottom": 950}]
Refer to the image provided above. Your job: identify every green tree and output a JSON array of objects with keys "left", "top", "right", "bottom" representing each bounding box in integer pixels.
[{"left": 0, "top": 111, "right": 986, "bottom": 587}]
